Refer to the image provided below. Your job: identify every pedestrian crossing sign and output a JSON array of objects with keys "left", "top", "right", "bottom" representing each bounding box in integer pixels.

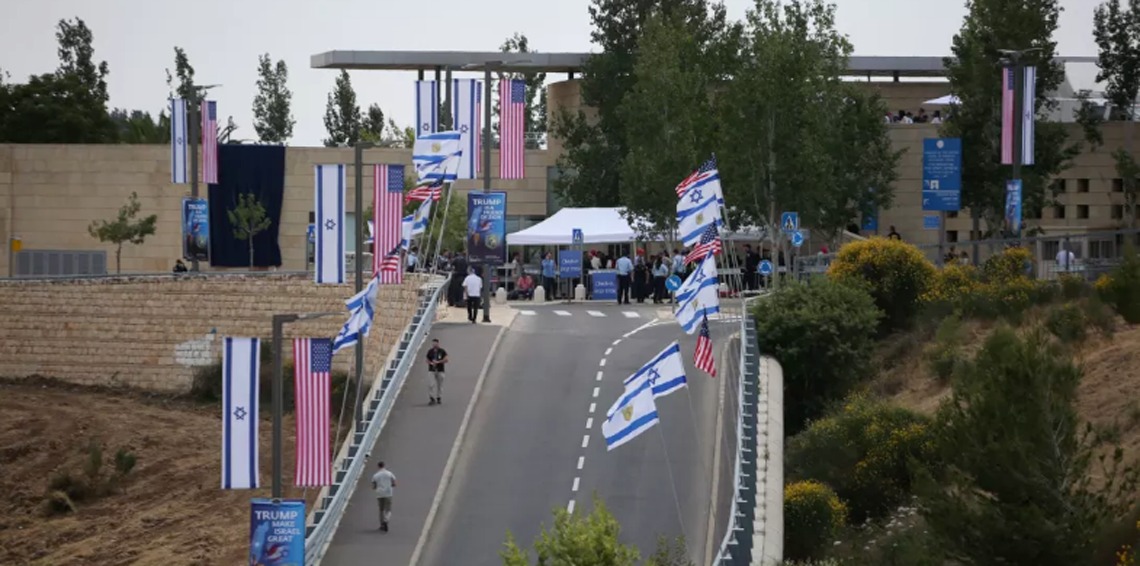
[{"left": 781, "top": 212, "right": 799, "bottom": 233}]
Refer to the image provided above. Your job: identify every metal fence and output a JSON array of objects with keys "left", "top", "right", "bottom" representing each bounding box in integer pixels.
[
  {"left": 713, "top": 296, "right": 767, "bottom": 564},
  {"left": 304, "top": 275, "right": 448, "bottom": 564},
  {"left": 795, "top": 228, "right": 1140, "bottom": 282}
]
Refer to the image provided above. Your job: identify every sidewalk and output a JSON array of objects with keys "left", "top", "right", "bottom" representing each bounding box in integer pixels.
[{"left": 321, "top": 315, "right": 511, "bottom": 566}]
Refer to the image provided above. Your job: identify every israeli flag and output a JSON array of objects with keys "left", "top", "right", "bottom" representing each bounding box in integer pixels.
[
  {"left": 607, "top": 342, "right": 687, "bottom": 418},
  {"left": 674, "top": 255, "right": 720, "bottom": 334},
  {"left": 412, "top": 131, "right": 462, "bottom": 183},
  {"left": 676, "top": 187, "right": 722, "bottom": 246},
  {"left": 415, "top": 80, "right": 439, "bottom": 138},
  {"left": 603, "top": 380, "right": 659, "bottom": 451},
  {"left": 222, "top": 337, "right": 260, "bottom": 489},
  {"left": 333, "top": 276, "right": 378, "bottom": 354},
  {"left": 452, "top": 79, "right": 482, "bottom": 179},
  {"left": 314, "top": 164, "right": 346, "bottom": 284},
  {"left": 170, "top": 98, "right": 188, "bottom": 184}
]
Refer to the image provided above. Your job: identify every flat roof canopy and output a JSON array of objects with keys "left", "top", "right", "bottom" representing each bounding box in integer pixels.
[{"left": 311, "top": 50, "right": 1096, "bottom": 77}]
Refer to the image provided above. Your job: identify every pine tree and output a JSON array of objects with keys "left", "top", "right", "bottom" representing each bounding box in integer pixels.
[
  {"left": 361, "top": 103, "right": 385, "bottom": 143},
  {"left": 1090, "top": 0, "right": 1140, "bottom": 228},
  {"left": 497, "top": 33, "right": 548, "bottom": 148},
  {"left": 252, "top": 54, "right": 295, "bottom": 144},
  {"left": 323, "top": 70, "right": 361, "bottom": 147}
]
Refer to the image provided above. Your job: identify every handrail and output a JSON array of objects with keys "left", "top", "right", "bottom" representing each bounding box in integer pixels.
[{"left": 304, "top": 275, "right": 448, "bottom": 564}]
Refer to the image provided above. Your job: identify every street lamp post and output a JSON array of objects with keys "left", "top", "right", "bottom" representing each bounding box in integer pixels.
[
  {"left": 998, "top": 48, "right": 1040, "bottom": 240},
  {"left": 352, "top": 142, "right": 375, "bottom": 431},
  {"left": 186, "top": 84, "right": 221, "bottom": 273},
  {"left": 482, "top": 67, "right": 494, "bottom": 323},
  {"left": 270, "top": 311, "right": 337, "bottom": 499}
]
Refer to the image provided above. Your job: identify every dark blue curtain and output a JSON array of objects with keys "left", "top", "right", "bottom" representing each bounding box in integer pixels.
[{"left": 208, "top": 145, "right": 285, "bottom": 267}]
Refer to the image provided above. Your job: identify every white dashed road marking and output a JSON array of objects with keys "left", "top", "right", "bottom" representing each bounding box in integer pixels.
[
  {"left": 622, "top": 311, "right": 640, "bottom": 318},
  {"left": 518, "top": 310, "right": 536, "bottom": 316},
  {"left": 554, "top": 310, "right": 571, "bottom": 316},
  {"left": 581, "top": 435, "right": 590, "bottom": 448},
  {"left": 587, "top": 310, "right": 606, "bottom": 317}
]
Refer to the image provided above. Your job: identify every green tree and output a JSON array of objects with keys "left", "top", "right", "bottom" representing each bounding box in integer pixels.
[
  {"left": 617, "top": 11, "right": 720, "bottom": 230},
  {"left": 227, "top": 193, "right": 272, "bottom": 267},
  {"left": 497, "top": 33, "right": 548, "bottom": 148},
  {"left": 413, "top": 189, "right": 468, "bottom": 254},
  {"left": 379, "top": 118, "right": 415, "bottom": 148},
  {"left": 361, "top": 103, "right": 385, "bottom": 143},
  {"left": 501, "top": 497, "right": 640, "bottom": 565},
  {"left": 917, "top": 328, "right": 1139, "bottom": 565},
  {"left": 323, "top": 70, "right": 361, "bottom": 147},
  {"left": 165, "top": 46, "right": 197, "bottom": 100},
  {"left": 1091, "top": 0, "right": 1140, "bottom": 228},
  {"left": 551, "top": 0, "right": 734, "bottom": 208},
  {"left": 252, "top": 53, "right": 295, "bottom": 144},
  {"left": 941, "top": 0, "right": 1079, "bottom": 234},
  {"left": 110, "top": 108, "right": 168, "bottom": 143},
  {"left": 87, "top": 192, "right": 158, "bottom": 274}
]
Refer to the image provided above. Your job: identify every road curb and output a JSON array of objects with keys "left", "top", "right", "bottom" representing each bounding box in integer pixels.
[{"left": 408, "top": 322, "right": 510, "bottom": 566}]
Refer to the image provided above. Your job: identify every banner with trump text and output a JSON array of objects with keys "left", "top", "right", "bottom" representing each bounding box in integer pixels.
[{"left": 466, "top": 192, "right": 507, "bottom": 267}]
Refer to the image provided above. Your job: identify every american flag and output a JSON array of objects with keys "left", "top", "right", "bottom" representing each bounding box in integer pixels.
[
  {"left": 684, "top": 224, "right": 722, "bottom": 265},
  {"left": 378, "top": 244, "right": 402, "bottom": 273},
  {"left": 373, "top": 164, "right": 405, "bottom": 284},
  {"left": 694, "top": 316, "right": 716, "bottom": 377},
  {"left": 294, "top": 338, "right": 332, "bottom": 487},
  {"left": 675, "top": 156, "right": 718, "bottom": 197},
  {"left": 201, "top": 100, "right": 219, "bottom": 184},
  {"left": 499, "top": 79, "right": 526, "bottom": 179},
  {"left": 405, "top": 181, "right": 443, "bottom": 204}
]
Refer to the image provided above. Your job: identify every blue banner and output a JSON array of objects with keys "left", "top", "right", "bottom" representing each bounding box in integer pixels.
[
  {"left": 182, "top": 197, "right": 210, "bottom": 262},
  {"left": 592, "top": 271, "right": 618, "bottom": 301},
  {"left": 1005, "top": 179, "right": 1023, "bottom": 235},
  {"left": 922, "top": 138, "right": 962, "bottom": 212},
  {"left": 249, "top": 498, "right": 305, "bottom": 565},
  {"left": 559, "top": 249, "right": 582, "bottom": 278},
  {"left": 467, "top": 192, "right": 507, "bottom": 266}
]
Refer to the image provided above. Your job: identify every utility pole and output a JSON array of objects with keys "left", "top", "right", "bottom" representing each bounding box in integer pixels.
[
  {"left": 186, "top": 84, "right": 221, "bottom": 272},
  {"left": 481, "top": 66, "right": 494, "bottom": 323},
  {"left": 351, "top": 142, "right": 375, "bottom": 431},
  {"left": 999, "top": 48, "right": 1039, "bottom": 241}
]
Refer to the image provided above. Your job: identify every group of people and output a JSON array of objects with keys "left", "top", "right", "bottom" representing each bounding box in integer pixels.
[{"left": 887, "top": 108, "right": 943, "bottom": 124}]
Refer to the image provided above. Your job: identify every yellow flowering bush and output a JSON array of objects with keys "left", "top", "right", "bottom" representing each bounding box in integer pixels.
[
  {"left": 1115, "top": 521, "right": 1138, "bottom": 566},
  {"left": 982, "top": 246, "right": 1034, "bottom": 284},
  {"left": 828, "top": 238, "right": 937, "bottom": 330},
  {"left": 923, "top": 263, "right": 982, "bottom": 305},
  {"left": 787, "top": 395, "right": 935, "bottom": 523},
  {"left": 784, "top": 480, "right": 847, "bottom": 561}
]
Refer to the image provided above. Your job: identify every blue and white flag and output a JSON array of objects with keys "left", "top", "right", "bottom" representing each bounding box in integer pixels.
[
  {"left": 676, "top": 185, "right": 723, "bottom": 247},
  {"left": 674, "top": 255, "right": 720, "bottom": 334},
  {"left": 412, "top": 131, "right": 462, "bottom": 183},
  {"left": 222, "top": 337, "right": 260, "bottom": 489},
  {"left": 170, "top": 98, "right": 188, "bottom": 184},
  {"left": 314, "top": 164, "right": 346, "bottom": 284},
  {"left": 415, "top": 80, "right": 439, "bottom": 139},
  {"left": 452, "top": 79, "right": 482, "bottom": 179},
  {"left": 1022, "top": 66, "right": 1036, "bottom": 166},
  {"left": 603, "top": 380, "right": 659, "bottom": 451},
  {"left": 607, "top": 342, "right": 687, "bottom": 418},
  {"left": 333, "top": 276, "right": 379, "bottom": 354}
]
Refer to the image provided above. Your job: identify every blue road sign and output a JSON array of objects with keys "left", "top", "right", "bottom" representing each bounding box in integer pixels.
[
  {"left": 571, "top": 228, "right": 584, "bottom": 244},
  {"left": 780, "top": 212, "right": 799, "bottom": 233},
  {"left": 307, "top": 224, "right": 315, "bottom": 244},
  {"left": 665, "top": 275, "right": 683, "bottom": 292},
  {"left": 922, "top": 138, "right": 962, "bottom": 211},
  {"left": 923, "top": 214, "right": 941, "bottom": 230},
  {"left": 791, "top": 230, "right": 805, "bottom": 248},
  {"left": 758, "top": 260, "right": 774, "bottom": 276}
]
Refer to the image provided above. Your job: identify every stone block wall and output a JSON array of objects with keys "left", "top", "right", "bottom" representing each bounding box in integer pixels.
[{"left": 0, "top": 272, "right": 430, "bottom": 392}]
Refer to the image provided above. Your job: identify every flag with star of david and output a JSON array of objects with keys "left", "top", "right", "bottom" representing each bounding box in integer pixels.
[
  {"left": 606, "top": 342, "right": 688, "bottom": 418},
  {"left": 451, "top": 79, "right": 483, "bottom": 179},
  {"left": 222, "top": 337, "right": 260, "bottom": 489},
  {"left": 314, "top": 164, "right": 347, "bottom": 284}
]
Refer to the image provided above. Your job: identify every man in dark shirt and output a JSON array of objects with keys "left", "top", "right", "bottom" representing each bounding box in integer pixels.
[{"left": 425, "top": 338, "right": 448, "bottom": 405}]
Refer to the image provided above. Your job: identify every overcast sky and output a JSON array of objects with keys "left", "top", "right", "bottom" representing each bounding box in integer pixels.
[{"left": 0, "top": 0, "right": 1098, "bottom": 146}]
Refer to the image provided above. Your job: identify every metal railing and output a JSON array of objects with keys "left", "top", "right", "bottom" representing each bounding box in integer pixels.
[
  {"left": 714, "top": 296, "right": 769, "bottom": 564},
  {"left": 794, "top": 228, "right": 1140, "bottom": 282},
  {"left": 304, "top": 275, "right": 448, "bottom": 564}
]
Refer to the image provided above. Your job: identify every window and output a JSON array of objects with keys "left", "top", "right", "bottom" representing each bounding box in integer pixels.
[
  {"left": 1076, "top": 205, "right": 1089, "bottom": 219},
  {"left": 947, "top": 211, "right": 959, "bottom": 219},
  {"left": 1077, "top": 178, "right": 1090, "bottom": 193},
  {"left": 947, "top": 230, "right": 959, "bottom": 243},
  {"left": 15, "top": 250, "right": 107, "bottom": 277},
  {"left": 1054, "top": 205, "right": 1066, "bottom": 219},
  {"left": 1089, "top": 239, "right": 1116, "bottom": 259},
  {"left": 1025, "top": 205, "right": 1041, "bottom": 220},
  {"left": 1112, "top": 205, "right": 1124, "bottom": 220},
  {"left": 1052, "top": 179, "right": 1066, "bottom": 193},
  {"left": 1113, "top": 178, "right": 1124, "bottom": 193}
]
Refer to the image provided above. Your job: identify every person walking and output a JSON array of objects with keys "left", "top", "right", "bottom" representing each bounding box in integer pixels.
[
  {"left": 463, "top": 267, "right": 483, "bottom": 323},
  {"left": 371, "top": 461, "right": 397, "bottom": 532},
  {"left": 425, "top": 338, "right": 448, "bottom": 405},
  {"left": 615, "top": 252, "right": 633, "bottom": 305},
  {"left": 541, "top": 252, "right": 556, "bottom": 301}
]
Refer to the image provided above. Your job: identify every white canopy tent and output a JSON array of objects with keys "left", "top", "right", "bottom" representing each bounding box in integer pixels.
[
  {"left": 923, "top": 95, "right": 961, "bottom": 106},
  {"left": 506, "top": 207, "right": 666, "bottom": 245}
]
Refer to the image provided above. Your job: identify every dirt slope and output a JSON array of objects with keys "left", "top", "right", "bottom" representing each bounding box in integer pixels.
[{"left": 0, "top": 380, "right": 320, "bottom": 566}]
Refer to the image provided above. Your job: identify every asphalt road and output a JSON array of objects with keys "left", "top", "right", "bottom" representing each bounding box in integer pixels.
[
  {"left": 418, "top": 302, "right": 739, "bottom": 566},
  {"left": 323, "top": 321, "right": 503, "bottom": 566}
]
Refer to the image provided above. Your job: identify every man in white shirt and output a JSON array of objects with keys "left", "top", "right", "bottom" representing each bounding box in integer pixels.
[
  {"left": 462, "top": 267, "right": 483, "bottom": 323},
  {"left": 1056, "top": 247, "right": 1076, "bottom": 272},
  {"left": 371, "top": 461, "right": 397, "bottom": 532}
]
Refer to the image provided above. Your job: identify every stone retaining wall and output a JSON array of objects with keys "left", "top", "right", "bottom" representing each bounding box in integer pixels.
[{"left": 0, "top": 272, "right": 428, "bottom": 392}]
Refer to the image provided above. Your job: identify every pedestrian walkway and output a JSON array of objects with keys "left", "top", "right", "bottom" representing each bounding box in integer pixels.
[{"left": 321, "top": 321, "right": 505, "bottom": 566}]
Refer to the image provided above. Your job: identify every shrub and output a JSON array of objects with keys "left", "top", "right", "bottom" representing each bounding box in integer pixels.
[
  {"left": 190, "top": 353, "right": 353, "bottom": 415},
  {"left": 787, "top": 395, "right": 935, "bottom": 523},
  {"left": 1058, "top": 273, "right": 1088, "bottom": 300},
  {"left": 43, "top": 438, "right": 137, "bottom": 515},
  {"left": 1087, "top": 296, "right": 1117, "bottom": 336},
  {"left": 923, "top": 263, "right": 982, "bottom": 305},
  {"left": 1045, "top": 304, "right": 1088, "bottom": 344},
  {"left": 752, "top": 279, "right": 881, "bottom": 435},
  {"left": 924, "top": 315, "right": 965, "bottom": 382},
  {"left": 784, "top": 480, "right": 847, "bottom": 561},
  {"left": 1098, "top": 246, "right": 1140, "bottom": 324},
  {"left": 982, "top": 246, "right": 1034, "bottom": 284},
  {"left": 827, "top": 238, "right": 937, "bottom": 331}
]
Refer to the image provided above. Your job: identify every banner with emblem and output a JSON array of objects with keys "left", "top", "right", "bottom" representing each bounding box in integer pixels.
[
  {"left": 467, "top": 191, "right": 507, "bottom": 266},
  {"left": 452, "top": 79, "right": 482, "bottom": 180}
]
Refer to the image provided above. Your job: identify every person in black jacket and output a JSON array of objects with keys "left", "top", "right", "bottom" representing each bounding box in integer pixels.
[{"left": 448, "top": 255, "right": 468, "bottom": 307}]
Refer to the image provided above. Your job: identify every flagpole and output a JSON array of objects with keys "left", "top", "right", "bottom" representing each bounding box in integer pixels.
[
  {"left": 709, "top": 153, "right": 747, "bottom": 295},
  {"left": 656, "top": 425, "right": 687, "bottom": 537},
  {"left": 433, "top": 182, "right": 456, "bottom": 275}
]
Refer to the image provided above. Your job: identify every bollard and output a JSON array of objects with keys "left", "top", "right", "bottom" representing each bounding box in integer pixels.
[
  {"left": 533, "top": 285, "right": 546, "bottom": 303},
  {"left": 574, "top": 284, "right": 586, "bottom": 301},
  {"left": 495, "top": 286, "right": 507, "bottom": 304}
]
